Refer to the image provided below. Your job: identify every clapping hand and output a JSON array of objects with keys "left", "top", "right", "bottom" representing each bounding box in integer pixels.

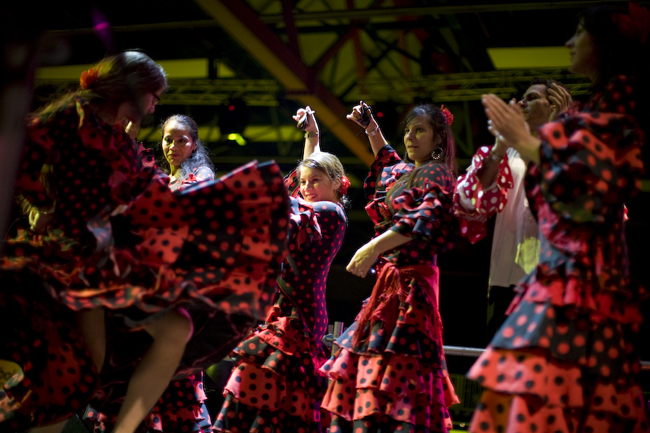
[{"left": 547, "top": 83, "right": 572, "bottom": 121}]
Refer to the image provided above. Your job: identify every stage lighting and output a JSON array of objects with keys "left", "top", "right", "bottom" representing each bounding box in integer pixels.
[{"left": 218, "top": 98, "right": 251, "bottom": 143}]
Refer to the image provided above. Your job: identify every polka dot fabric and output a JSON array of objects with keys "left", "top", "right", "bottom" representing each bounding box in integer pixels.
[
  {"left": 215, "top": 192, "right": 347, "bottom": 433},
  {"left": 453, "top": 146, "right": 514, "bottom": 242},
  {"left": 320, "top": 145, "right": 459, "bottom": 433},
  {"left": 1, "top": 96, "right": 290, "bottom": 430},
  {"left": 0, "top": 271, "right": 97, "bottom": 432},
  {"left": 85, "top": 373, "right": 213, "bottom": 433},
  {"left": 3, "top": 96, "right": 290, "bottom": 323},
  {"left": 169, "top": 166, "right": 215, "bottom": 191},
  {"left": 467, "top": 75, "right": 648, "bottom": 433}
]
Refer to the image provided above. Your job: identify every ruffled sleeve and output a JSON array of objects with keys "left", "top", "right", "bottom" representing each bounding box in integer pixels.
[
  {"left": 138, "top": 144, "right": 156, "bottom": 168},
  {"left": 529, "top": 75, "right": 644, "bottom": 225},
  {"left": 453, "top": 146, "right": 514, "bottom": 243},
  {"left": 287, "top": 196, "right": 322, "bottom": 251},
  {"left": 284, "top": 169, "right": 300, "bottom": 198},
  {"left": 390, "top": 163, "right": 459, "bottom": 254},
  {"left": 363, "top": 146, "right": 412, "bottom": 227}
]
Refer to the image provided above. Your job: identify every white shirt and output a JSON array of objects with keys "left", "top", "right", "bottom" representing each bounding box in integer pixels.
[{"left": 489, "top": 148, "right": 540, "bottom": 288}]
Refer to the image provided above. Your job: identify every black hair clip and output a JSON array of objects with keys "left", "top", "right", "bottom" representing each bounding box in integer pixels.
[
  {"left": 359, "top": 101, "right": 372, "bottom": 129},
  {"left": 297, "top": 108, "right": 315, "bottom": 131}
]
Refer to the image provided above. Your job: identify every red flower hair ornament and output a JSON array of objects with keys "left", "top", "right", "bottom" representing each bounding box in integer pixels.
[
  {"left": 339, "top": 175, "right": 350, "bottom": 195},
  {"left": 80, "top": 66, "right": 101, "bottom": 90},
  {"left": 440, "top": 104, "right": 454, "bottom": 125},
  {"left": 615, "top": 3, "right": 650, "bottom": 45}
]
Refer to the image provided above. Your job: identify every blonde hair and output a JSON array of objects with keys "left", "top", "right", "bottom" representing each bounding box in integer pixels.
[{"left": 297, "top": 151, "right": 350, "bottom": 208}]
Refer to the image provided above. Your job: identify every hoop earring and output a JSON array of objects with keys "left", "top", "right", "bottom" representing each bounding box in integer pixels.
[{"left": 431, "top": 146, "right": 444, "bottom": 161}]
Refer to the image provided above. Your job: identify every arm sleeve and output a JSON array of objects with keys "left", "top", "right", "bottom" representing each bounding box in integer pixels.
[
  {"left": 531, "top": 78, "right": 643, "bottom": 224},
  {"left": 390, "top": 164, "right": 459, "bottom": 253},
  {"left": 453, "top": 145, "right": 514, "bottom": 243}
]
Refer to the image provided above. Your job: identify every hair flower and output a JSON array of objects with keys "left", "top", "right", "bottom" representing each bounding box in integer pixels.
[
  {"left": 440, "top": 104, "right": 454, "bottom": 125},
  {"left": 80, "top": 66, "right": 101, "bottom": 90},
  {"left": 615, "top": 3, "right": 650, "bottom": 45},
  {"left": 340, "top": 175, "right": 350, "bottom": 195}
]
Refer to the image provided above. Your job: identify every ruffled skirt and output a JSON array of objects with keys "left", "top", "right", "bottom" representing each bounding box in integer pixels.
[
  {"left": 467, "top": 293, "right": 649, "bottom": 433},
  {"left": 215, "top": 293, "right": 329, "bottom": 433},
  {"left": 0, "top": 160, "right": 290, "bottom": 430},
  {"left": 319, "top": 263, "right": 459, "bottom": 433}
]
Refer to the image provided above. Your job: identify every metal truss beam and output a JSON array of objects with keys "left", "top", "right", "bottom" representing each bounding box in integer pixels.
[
  {"left": 34, "top": 69, "right": 590, "bottom": 106},
  {"left": 193, "top": 0, "right": 377, "bottom": 166},
  {"left": 357, "top": 69, "right": 592, "bottom": 102}
]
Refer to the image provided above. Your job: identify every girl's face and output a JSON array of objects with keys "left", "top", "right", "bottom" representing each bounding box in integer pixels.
[
  {"left": 299, "top": 166, "right": 340, "bottom": 203},
  {"left": 162, "top": 120, "right": 196, "bottom": 168},
  {"left": 566, "top": 21, "right": 599, "bottom": 81},
  {"left": 404, "top": 114, "right": 438, "bottom": 166}
]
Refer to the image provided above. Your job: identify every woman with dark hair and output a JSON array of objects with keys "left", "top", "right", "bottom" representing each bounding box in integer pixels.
[
  {"left": 470, "top": 3, "right": 649, "bottom": 432},
  {"left": 85, "top": 114, "right": 217, "bottom": 433},
  {"left": 0, "top": 51, "right": 289, "bottom": 433},
  {"left": 319, "top": 102, "right": 460, "bottom": 433},
  {"left": 215, "top": 107, "right": 348, "bottom": 433},
  {"left": 158, "top": 114, "right": 215, "bottom": 189}
]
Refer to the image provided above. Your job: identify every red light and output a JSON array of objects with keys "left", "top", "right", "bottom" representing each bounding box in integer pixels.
[
  {"left": 376, "top": 111, "right": 384, "bottom": 118},
  {"left": 228, "top": 104, "right": 236, "bottom": 111}
]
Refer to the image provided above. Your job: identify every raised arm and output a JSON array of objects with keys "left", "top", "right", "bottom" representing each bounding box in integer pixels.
[
  {"left": 293, "top": 106, "right": 320, "bottom": 159},
  {"left": 347, "top": 101, "right": 389, "bottom": 157}
]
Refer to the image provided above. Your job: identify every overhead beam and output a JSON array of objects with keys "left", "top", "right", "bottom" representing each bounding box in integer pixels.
[
  {"left": 257, "top": 1, "right": 633, "bottom": 23},
  {"left": 194, "top": 0, "right": 375, "bottom": 166}
]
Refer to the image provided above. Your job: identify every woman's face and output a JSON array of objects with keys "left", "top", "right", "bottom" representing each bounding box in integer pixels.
[
  {"left": 162, "top": 120, "right": 196, "bottom": 168},
  {"left": 404, "top": 114, "right": 438, "bottom": 165},
  {"left": 566, "top": 21, "right": 599, "bottom": 81},
  {"left": 299, "top": 166, "right": 339, "bottom": 203}
]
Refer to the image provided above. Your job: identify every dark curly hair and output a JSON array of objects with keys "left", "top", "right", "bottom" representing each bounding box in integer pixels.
[{"left": 158, "top": 114, "right": 215, "bottom": 182}]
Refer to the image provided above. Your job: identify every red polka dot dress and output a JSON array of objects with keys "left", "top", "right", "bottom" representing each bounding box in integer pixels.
[
  {"left": 453, "top": 146, "right": 514, "bottom": 242},
  {"left": 320, "top": 145, "right": 460, "bottom": 433},
  {"left": 0, "top": 95, "right": 290, "bottom": 431},
  {"left": 467, "top": 75, "right": 648, "bottom": 433},
  {"left": 84, "top": 167, "right": 218, "bottom": 433},
  {"left": 215, "top": 170, "right": 347, "bottom": 433}
]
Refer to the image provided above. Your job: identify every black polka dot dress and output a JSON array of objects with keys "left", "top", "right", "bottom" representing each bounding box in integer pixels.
[
  {"left": 320, "top": 145, "right": 460, "bottom": 433},
  {"left": 84, "top": 167, "right": 219, "bottom": 433},
  {"left": 215, "top": 170, "right": 347, "bottom": 433},
  {"left": 0, "top": 95, "right": 290, "bottom": 431},
  {"left": 467, "top": 75, "right": 649, "bottom": 433}
]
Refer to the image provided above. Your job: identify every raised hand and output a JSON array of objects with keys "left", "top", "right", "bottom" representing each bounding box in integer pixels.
[
  {"left": 482, "top": 94, "right": 541, "bottom": 164},
  {"left": 293, "top": 106, "right": 318, "bottom": 133},
  {"left": 547, "top": 83, "right": 572, "bottom": 121},
  {"left": 346, "top": 101, "right": 375, "bottom": 130}
]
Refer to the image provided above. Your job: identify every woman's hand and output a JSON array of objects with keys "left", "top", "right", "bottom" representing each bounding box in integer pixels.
[
  {"left": 346, "top": 240, "right": 380, "bottom": 278},
  {"left": 483, "top": 95, "right": 531, "bottom": 147},
  {"left": 293, "top": 106, "right": 318, "bottom": 133},
  {"left": 483, "top": 94, "right": 541, "bottom": 164},
  {"left": 347, "top": 101, "right": 376, "bottom": 131},
  {"left": 547, "top": 83, "right": 572, "bottom": 121}
]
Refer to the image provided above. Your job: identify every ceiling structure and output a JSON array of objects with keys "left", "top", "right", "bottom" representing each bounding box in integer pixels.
[{"left": 28, "top": 0, "right": 647, "bottom": 208}]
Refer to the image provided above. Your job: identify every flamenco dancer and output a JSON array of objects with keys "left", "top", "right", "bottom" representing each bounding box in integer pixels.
[
  {"left": 214, "top": 107, "right": 348, "bottom": 432},
  {"left": 468, "top": 3, "right": 650, "bottom": 432},
  {"left": 320, "top": 102, "right": 460, "bottom": 432},
  {"left": 0, "top": 51, "right": 289, "bottom": 433},
  {"left": 85, "top": 114, "right": 217, "bottom": 432}
]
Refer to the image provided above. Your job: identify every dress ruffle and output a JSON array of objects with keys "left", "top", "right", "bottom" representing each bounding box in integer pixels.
[
  {"left": 4, "top": 160, "right": 290, "bottom": 325},
  {"left": 453, "top": 145, "right": 513, "bottom": 243},
  {"left": 85, "top": 373, "right": 213, "bottom": 433},
  {"left": 320, "top": 261, "right": 459, "bottom": 432},
  {"left": 0, "top": 271, "right": 98, "bottom": 432},
  {"left": 467, "top": 75, "right": 648, "bottom": 433},
  {"left": 216, "top": 200, "right": 347, "bottom": 433}
]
